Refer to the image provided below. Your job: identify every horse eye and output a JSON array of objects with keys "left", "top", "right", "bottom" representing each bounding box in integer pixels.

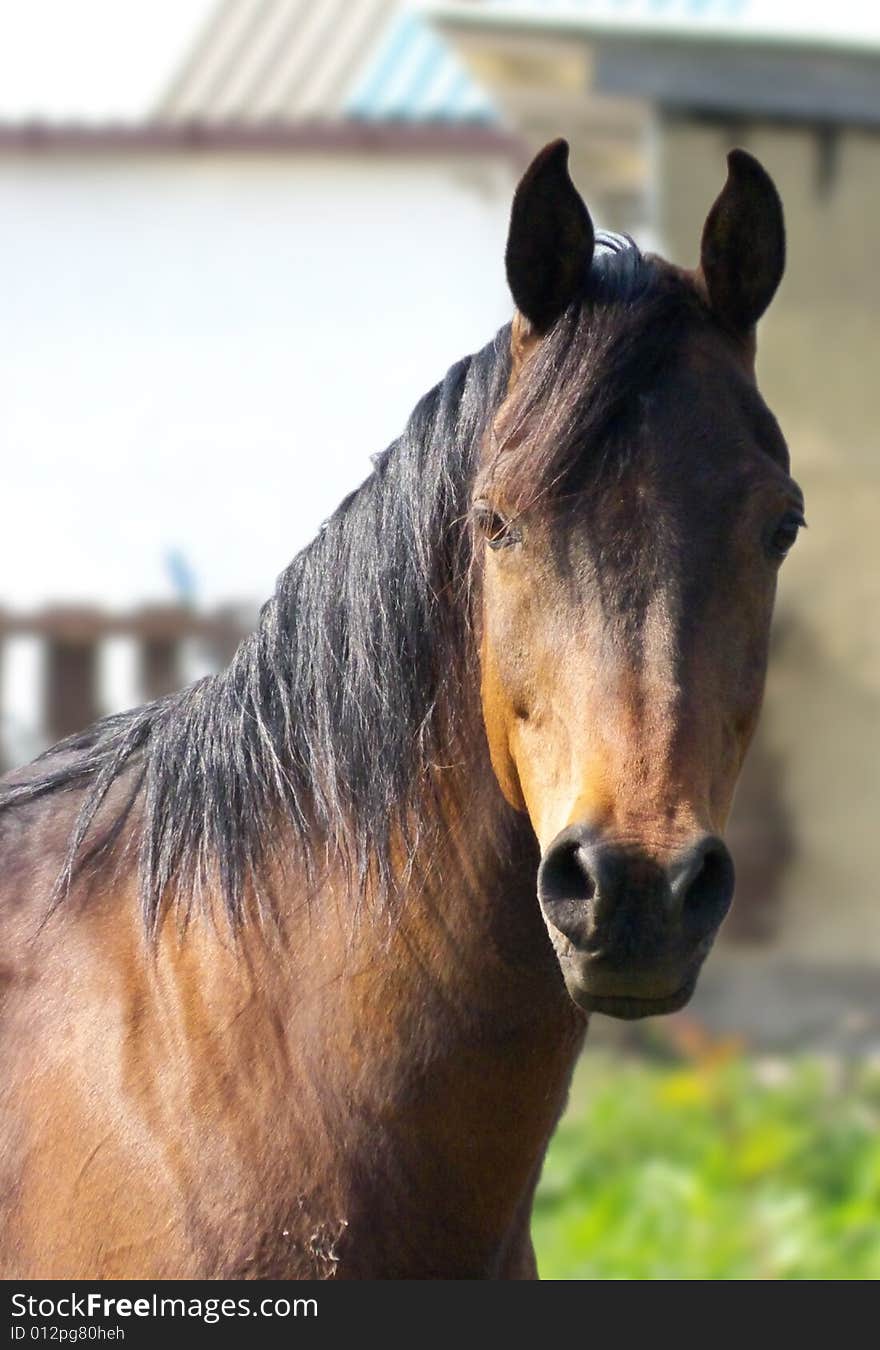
[
  {"left": 474, "top": 504, "right": 519, "bottom": 550},
  {"left": 769, "top": 509, "right": 805, "bottom": 559}
]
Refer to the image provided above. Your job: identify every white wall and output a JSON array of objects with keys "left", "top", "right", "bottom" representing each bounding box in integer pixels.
[{"left": 0, "top": 149, "right": 516, "bottom": 610}]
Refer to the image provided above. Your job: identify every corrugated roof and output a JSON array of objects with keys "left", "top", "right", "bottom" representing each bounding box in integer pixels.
[
  {"left": 158, "top": 0, "right": 496, "bottom": 124},
  {"left": 426, "top": 0, "right": 880, "bottom": 55},
  {"left": 346, "top": 6, "right": 495, "bottom": 121}
]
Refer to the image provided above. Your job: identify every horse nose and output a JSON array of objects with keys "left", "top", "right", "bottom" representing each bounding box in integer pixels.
[
  {"left": 537, "top": 826, "right": 735, "bottom": 952},
  {"left": 668, "top": 834, "right": 735, "bottom": 940}
]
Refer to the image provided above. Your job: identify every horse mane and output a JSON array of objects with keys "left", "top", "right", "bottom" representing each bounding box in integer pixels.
[
  {"left": 0, "top": 233, "right": 704, "bottom": 930},
  {"left": 0, "top": 329, "right": 512, "bottom": 928}
]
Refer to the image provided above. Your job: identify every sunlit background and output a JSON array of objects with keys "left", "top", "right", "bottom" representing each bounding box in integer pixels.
[{"left": 1, "top": 0, "right": 878, "bottom": 1278}]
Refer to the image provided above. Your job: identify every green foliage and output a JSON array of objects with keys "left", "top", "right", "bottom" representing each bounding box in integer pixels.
[{"left": 532, "top": 1050, "right": 880, "bottom": 1279}]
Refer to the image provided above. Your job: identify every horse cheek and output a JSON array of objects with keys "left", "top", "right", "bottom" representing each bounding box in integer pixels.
[{"left": 480, "top": 631, "right": 528, "bottom": 813}]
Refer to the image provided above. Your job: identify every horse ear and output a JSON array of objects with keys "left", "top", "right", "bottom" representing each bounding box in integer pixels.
[
  {"left": 505, "top": 139, "right": 595, "bottom": 333},
  {"left": 699, "top": 148, "right": 785, "bottom": 333}
]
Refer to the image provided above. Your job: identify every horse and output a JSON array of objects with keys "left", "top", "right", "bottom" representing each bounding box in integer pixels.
[{"left": 0, "top": 140, "right": 801, "bottom": 1279}]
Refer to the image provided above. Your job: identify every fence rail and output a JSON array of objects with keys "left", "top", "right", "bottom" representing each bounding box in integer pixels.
[{"left": 0, "top": 604, "right": 248, "bottom": 768}]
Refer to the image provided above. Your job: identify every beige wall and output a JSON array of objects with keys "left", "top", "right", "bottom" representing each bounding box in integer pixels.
[{"left": 659, "top": 118, "right": 880, "bottom": 963}]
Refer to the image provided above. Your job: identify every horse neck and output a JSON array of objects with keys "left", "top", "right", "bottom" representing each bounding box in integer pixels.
[
  {"left": 259, "top": 752, "right": 586, "bottom": 1259},
  {"left": 135, "top": 609, "right": 584, "bottom": 1271}
]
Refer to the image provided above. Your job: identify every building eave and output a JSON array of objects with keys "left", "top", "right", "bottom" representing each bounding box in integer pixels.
[
  {"left": 425, "top": 3, "right": 880, "bottom": 61},
  {"left": 426, "top": 6, "right": 880, "bottom": 129},
  {"left": 0, "top": 119, "right": 524, "bottom": 159}
]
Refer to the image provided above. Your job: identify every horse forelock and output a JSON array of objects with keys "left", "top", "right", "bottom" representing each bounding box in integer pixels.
[{"left": 484, "top": 241, "right": 708, "bottom": 512}]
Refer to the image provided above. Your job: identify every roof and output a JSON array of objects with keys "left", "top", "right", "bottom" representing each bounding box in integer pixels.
[
  {"left": 426, "top": 1, "right": 880, "bottom": 56},
  {"left": 0, "top": 0, "right": 499, "bottom": 131},
  {"left": 160, "top": 0, "right": 496, "bottom": 124}
]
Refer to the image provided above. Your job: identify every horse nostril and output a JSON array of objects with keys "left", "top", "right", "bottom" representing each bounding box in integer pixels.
[
  {"left": 538, "top": 835, "right": 597, "bottom": 906},
  {"left": 672, "top": 836, "right": 735, "bottom": 935},
  {"left": 537, "top": 827, "right": 601, "bottom": 947}
]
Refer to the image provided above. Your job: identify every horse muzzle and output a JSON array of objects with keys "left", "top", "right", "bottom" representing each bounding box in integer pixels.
[{"left": 537, "top": 828, "right": 735, "bottom": 1020}]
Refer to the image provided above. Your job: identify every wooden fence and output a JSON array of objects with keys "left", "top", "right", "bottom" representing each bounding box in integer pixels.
[{"left": 0, "top": 604, "right": 247, "bottom": 769}]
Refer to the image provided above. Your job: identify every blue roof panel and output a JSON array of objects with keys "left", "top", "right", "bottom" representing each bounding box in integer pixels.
[{"left": 346, "top": 9, "right": 497, "bottom": 123}]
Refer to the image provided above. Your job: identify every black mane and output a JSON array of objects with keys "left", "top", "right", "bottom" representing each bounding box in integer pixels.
[
  {"left": 0, "top": 235, "right": 704, "bottom": 929},
  {"left": 0, "top": 330, "right": 511, "bottom": 927}
]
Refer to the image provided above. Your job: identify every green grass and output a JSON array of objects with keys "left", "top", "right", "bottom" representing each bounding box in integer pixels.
[{"left": 532, "top": 1047, "right": 880, "bottom": 1279}]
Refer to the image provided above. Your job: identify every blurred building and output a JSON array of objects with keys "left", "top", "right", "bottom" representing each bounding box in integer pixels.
[
  {"left": 0, "top": 0, "right": 522, "bottom": 762},
  {"left": 431, "top": 0, "right": 880, "bottom": 1044}
]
